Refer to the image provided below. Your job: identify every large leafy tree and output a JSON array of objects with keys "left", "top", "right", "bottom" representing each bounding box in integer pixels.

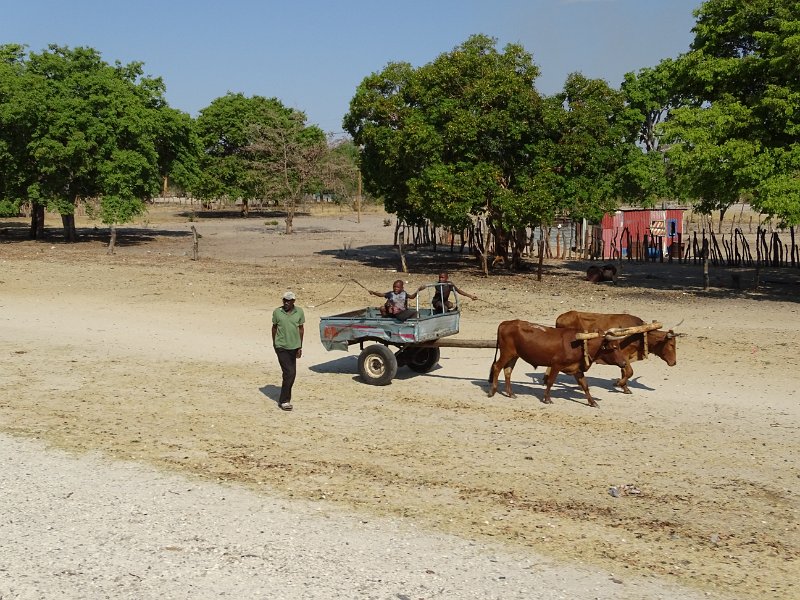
[
  {"left": 195, "top": 93, "right": 296, "bottom": 211},
  {"left": 619, "top": 61, "right": 682, "bottom": 206},
  {"left": 661, "top": 0, "right": 800, "bottom": 225},
  {"left": 344, "top": 35, "right": 640, "bottom": 269},
  {"left": 0, "top": 44, "right": 195, "bottom": 242},
  {"left": 344, "top": 35, "right": 547, "bottom": 257},
  {"left": 154, "top": 106, "right": 201, "bottom": 197},
  {"left": 0, "top": 44, "right": 34, "bottom": 217},
  {"left": 540, "top": 73, "right": 642, "bottom": 223}
]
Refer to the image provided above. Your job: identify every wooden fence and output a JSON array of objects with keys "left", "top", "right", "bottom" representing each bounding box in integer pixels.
[{"left": 593, "top": 226, "right": 799, "bottom": 268}]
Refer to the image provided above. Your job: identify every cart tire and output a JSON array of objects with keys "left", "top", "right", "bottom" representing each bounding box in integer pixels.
[
  {"left": 358, "top": 344, "right": 398, "bottom": 385},
  {"left": 406, "top": 347, "right": 441, "bottom": 373}
]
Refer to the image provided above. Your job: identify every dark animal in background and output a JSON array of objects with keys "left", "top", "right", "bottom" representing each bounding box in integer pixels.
[{"left": 586, "top": 264, "right": 617, "bottom": 283}]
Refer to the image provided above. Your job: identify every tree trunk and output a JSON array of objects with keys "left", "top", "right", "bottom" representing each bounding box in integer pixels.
[
  {"left": 61, "top": 214, "right": 77, "bottom": 243},
  {"left": 107, "top": 224, "right": 117, "bottom": 254},
  {"left": 511, "top": 227, "right": 526, "bottom": 269},
  {"left": 398, "top": 230, "right": 408, "bottom": 273},
  {"left": 285, "top": 199, "right": 295, "bottom": 234},
  {"left": 30, "top": 203, "right": 45, "bottom": 239},
  {"left": 537, "top": 239, "right": 545, "bottom": 281}
]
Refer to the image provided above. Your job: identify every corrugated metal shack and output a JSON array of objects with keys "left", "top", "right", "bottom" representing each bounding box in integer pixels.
[{"left": 588, "top": 208, "right": 686, "bottom": 260}]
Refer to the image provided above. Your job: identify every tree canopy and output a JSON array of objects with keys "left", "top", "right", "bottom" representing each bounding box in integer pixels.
[
  {"left": 659, "top": 0, "right": 800, "bottom": 225},
  {"left": 0, "top": 44, "right": 196, "bottom": 240},
  {"left": 344, "top": 34, "right": 640, "bottom": 266},
  {"left": 344, "top": 35, "right": 547, "bottom": 233}
]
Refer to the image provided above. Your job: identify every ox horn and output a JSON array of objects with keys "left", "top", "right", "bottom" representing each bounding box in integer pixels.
[{"left": 603, "top": 333, "right": 628, "bottom": 341}]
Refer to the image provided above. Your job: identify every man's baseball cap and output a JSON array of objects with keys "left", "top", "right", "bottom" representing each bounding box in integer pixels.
[{"left": 282, "top": 291, "right": 296, "bottom": 301}]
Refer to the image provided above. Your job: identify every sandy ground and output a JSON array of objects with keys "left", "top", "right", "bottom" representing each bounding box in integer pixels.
[{"left": 1, "top": 205, "right": 798, "bottom": 599}]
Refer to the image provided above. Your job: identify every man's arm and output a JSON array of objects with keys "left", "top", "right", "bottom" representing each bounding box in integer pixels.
[{"left": 297, "top": 324, "right": 304, "bottom": 357}]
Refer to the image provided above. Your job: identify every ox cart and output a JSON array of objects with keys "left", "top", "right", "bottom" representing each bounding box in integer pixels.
[{"left": 319, "top": 286, "right": 493, "bottom": 385}]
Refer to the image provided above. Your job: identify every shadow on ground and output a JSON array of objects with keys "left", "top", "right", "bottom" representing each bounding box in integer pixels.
[
  {"left": 317, "top": 243, "right": 800, "bottom": 303},
  {"left": 0, "top": 221, "right": 192, "bottom": 247}
]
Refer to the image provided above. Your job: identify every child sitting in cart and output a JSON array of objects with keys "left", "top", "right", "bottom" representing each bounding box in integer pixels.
[
  {"left": 429, "top": 272, "right": 478, "bottom": 313},
  {"left": 368, "top": 279, "right": 419, "bottom": 318}
]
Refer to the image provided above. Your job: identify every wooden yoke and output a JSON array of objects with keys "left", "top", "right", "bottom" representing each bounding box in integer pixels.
[
  {"left": 575, "top": 331, "right": 599, "bottom": 370},
  {"left": 606, "top": 321, "right": 662, "bottom": 359}
]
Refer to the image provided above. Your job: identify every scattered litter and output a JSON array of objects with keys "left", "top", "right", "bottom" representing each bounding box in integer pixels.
[{"left": 608, "top": 484, "right": 641, "bottom": 498}]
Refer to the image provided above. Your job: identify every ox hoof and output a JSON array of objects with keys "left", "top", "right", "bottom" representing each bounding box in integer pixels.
[
  {"left": 614, "top": 382, "right": 632, "bottom": 394},
  {"left": 588, "top": 401, "right": 599, "bottom": 408},
  {"left": 541, "top": 398, "right": 553, "bottom": 405}
]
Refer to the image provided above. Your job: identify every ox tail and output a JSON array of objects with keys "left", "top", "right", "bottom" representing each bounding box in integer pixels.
[{"left": 488, "top": 336, "right": 500, "bottom": 383}]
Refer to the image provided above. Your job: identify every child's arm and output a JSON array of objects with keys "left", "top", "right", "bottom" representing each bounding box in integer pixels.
[{"left": 454, "top": 285, "right": 477, "bottom": 300}]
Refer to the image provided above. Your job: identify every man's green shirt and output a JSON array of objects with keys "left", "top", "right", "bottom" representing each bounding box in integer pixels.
[{"left": 272, "top": 306, "right": 305, "bottom": 350}]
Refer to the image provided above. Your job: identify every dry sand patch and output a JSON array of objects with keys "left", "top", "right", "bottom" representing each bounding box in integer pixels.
[{"left": 1, "top": 205, "right": 798, "bottom": 599}]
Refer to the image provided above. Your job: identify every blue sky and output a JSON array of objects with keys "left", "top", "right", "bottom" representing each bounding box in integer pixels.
[{"left": 2, "top": 0, "right": 702, "bottom": 135}]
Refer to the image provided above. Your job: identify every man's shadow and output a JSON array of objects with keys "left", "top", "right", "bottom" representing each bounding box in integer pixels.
[{"left": 259, "top": 385, "right": 283, "bottom": 408}]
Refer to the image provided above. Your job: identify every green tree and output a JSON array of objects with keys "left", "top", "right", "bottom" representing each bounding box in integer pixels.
[
  {"left": 194, "top": 93, "right": 297, "bottom": 213},
  {"left": 661, "top": 0, "right": 800, "bottom": 225},
  {"left": 619, "top": 62, "right": 681, "bottom": 206},
  {"left": 0, "top": 44, "right": 42, "bottom": 219},
  {"left": 154, "top": 106, "right": 201, "bottom": 198},
  {"left": 540, "top": 73, "right": 642, "bottom": 224},
  {"left": 322, "top": 138, "right": 361, "bottom": 207},
  {"left": 345, "top": 35, "right": 641, "bottom": 270},
  {"left": 0, "top": 45, "right": 188, "bottom": 243},
  {"left": 345, "top": 35, "right": 548, "bottom": 270}
]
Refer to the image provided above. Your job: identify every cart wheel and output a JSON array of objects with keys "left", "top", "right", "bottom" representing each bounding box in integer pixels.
[
  {"left": 358, "top": 344, "right": 398, "bottom": 385},
  {"left": 406, "top": 347, "right": 441, "bottom": 373}
]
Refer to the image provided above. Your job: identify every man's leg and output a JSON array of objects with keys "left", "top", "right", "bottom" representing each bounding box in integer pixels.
[{"left": 276, "top": 349, "right": 297, "bottom": 406}]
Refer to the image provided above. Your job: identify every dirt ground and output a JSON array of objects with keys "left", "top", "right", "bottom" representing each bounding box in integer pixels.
[{"left": 1, "top": 204, "right": 798, "bottom": 599}]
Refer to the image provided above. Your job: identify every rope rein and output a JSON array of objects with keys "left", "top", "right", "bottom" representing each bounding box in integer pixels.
[{"left": 305, "top": 282, "right": 350, "bottom": 308}]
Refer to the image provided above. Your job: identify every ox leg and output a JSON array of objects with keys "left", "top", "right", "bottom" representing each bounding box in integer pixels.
[
  {"left": 488, "top": 354, "right": 516, "bottom": 397},
  {"left": 541, "top": 366, "right": 551, "bottom": 385},
  {"left": 503, "top": 357, "right": 518, "bottom": 398},
  {"left": 542, "top": 368, "right": 559, "bottom": 404},
  {"left": 615, "top": 361, "right": 633, "bottom": 394},
  {"left": 573, "top": 372, "right": 599, "bottom": 408},
  {"left": 489, "top": 353, "right": 509, "bottom": 398},
  {"left": 488, "top": 360, "right": 501, "bottom": 397}
]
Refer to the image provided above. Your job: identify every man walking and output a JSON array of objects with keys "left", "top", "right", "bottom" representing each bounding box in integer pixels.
[{"left": 272, "top": 291, "right": 304, "bottom": 411}]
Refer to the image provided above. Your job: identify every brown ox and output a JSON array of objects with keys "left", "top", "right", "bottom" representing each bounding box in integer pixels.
[
  {"left": 554, "top": 310, "right": 679, "bottom": 394},
  {"left": 487, "top": 320, "right": 627, "bottom": 408}
]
